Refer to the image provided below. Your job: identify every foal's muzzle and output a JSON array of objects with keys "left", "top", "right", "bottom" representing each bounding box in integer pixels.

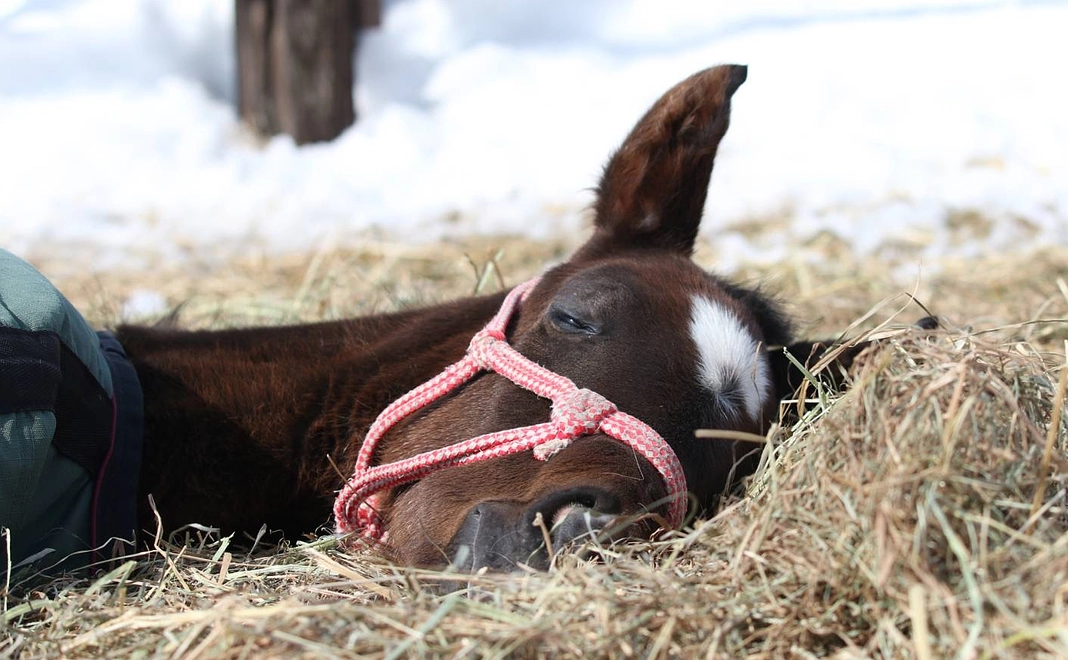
[{"left": 447, "top": 486, "right": 627, "bottom": 572}]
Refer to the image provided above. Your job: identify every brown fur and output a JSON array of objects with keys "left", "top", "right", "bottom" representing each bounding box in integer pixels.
[{"left": 117, "top": 65, "right": 814, "bottom": 569}]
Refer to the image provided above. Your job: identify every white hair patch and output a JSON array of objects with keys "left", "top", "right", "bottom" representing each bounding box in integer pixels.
[{"left": 688, "top": 296, "right": 771, "bottom": 421}]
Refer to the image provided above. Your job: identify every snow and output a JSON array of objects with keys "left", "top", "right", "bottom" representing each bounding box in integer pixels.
[
  {"left": 1, "top": 0, "right": 1066, "bottom": 271},
  {"left": 121, "top": 288, "right": 167, "bottom": 319}
]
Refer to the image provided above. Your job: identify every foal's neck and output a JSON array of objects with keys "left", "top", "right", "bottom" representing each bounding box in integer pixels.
[{"left": 114, "top": 292, "right": 506, "bottom": 536}]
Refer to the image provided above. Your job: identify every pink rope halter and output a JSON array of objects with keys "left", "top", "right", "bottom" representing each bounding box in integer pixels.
[{"left": 333, "top": 277, "right": 688, "bottom": 540}]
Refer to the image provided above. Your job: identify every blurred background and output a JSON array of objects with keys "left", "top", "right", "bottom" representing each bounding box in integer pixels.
[{"left": 1, "top": 0, "right": 1066, "bottom": 292}]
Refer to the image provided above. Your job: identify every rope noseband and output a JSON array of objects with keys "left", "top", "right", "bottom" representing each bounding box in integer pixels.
[{"left": 333, "top": 277, "right": 688, "bottom": 540}]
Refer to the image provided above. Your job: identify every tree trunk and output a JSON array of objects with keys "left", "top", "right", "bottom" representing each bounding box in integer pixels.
[
  {"left": 236, "top": 0, "right": 274, "bottom": 136},
  {"left": 236, "top": 0, "right": 361, "bottom": 145}
]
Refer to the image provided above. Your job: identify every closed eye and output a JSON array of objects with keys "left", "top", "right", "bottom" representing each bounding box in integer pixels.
[{"left": 550, "top": 307, "right": 600, "bottom": 335}]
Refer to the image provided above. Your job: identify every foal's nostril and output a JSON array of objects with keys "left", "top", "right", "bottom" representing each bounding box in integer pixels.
[
  {"left": 547, "top": 506, "right": 620, "bottom": 550},
  {"left": 529, "top": 487, "right": 623, "bottom": 549}
]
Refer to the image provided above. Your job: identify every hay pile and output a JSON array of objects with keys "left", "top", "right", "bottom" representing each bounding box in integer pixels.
[
  {"left": 3, "top": 241, "right": 1067, "bottom": 658},
  {"left": 699, "top": 330, "right": 1068, "bottom": 656}
]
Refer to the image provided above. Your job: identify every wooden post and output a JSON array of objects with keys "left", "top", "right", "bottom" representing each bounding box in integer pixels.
[
  {"left": 236, "top": 0, "right": 275, "bottom": 136},
  {"left": 236, "top": 0, "right": 378, "bottom": 145}
]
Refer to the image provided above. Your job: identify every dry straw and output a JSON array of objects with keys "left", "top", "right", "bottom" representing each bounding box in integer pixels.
[{"left": 4, "top": 239, "right": 1068, "bottom": 658}]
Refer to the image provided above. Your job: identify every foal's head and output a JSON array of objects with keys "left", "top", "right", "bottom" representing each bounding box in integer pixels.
[{"left": 367, "top": 65, "right": 797, "bottom": 570}]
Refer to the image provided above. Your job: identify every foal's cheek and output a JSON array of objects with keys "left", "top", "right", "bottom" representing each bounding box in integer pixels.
[{"left": 382, "top": 478, "right": 486, "bottom": 567}]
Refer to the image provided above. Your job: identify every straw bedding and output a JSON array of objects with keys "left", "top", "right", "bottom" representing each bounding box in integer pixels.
[{"left": 4, "top": 237, "right": 1066, "bottom": 658}]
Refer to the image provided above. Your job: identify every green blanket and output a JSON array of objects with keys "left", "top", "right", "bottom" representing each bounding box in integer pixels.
[{"left": 1, "top": 249, "right": 142, "bottom": 575}]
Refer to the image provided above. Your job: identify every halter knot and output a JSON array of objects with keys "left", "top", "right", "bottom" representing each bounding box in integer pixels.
[
  {"left": 533, "top": 388, "right": 618, "bottom": 460},
  {"left": 552, "top": 387, "right": 616, "bottom": 434}
]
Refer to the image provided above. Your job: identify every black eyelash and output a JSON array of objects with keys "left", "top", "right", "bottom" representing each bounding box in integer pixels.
[{"left": 551, "top": 308, "right": 598, "bottom": 335}]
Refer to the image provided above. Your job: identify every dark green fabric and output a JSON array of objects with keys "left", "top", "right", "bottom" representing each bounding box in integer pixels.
[
  {"left": 0, "top": 411, "right": 56, "bottom": 530},
  {"left": 0, "top": 249, "right": 112, "bottom": 395},
  {"left": 6, "top": 445, "right": 93, "bottom": 571},
  {"left": 0, "top": 248, "right": 107, "bottom": 571}
]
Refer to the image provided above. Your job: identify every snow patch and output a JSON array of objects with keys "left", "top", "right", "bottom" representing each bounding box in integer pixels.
[{"left": 1, "top": 0, "right": 1065, "bottom": 270}]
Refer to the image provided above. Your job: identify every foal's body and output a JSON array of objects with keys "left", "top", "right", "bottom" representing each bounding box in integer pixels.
[
  {"left": 115, "top": 65, "right": 823, "bottom": 570},
  {"left": 118, "top": 293, "right": 503, "bottom": 540}
]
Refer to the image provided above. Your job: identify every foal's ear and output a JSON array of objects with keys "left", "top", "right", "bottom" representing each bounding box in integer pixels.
[{"left": 579, "top": 64, "right": 747, "bottom": 258}]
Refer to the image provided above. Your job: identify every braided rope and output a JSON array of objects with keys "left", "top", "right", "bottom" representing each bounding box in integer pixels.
[{"left": 333, "top": 277, "right": 688, "bottom": 539}]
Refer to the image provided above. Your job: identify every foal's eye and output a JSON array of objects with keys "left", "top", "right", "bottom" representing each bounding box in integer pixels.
[{"left": 549, "top": 306, "right": 600, "bottom": 335}]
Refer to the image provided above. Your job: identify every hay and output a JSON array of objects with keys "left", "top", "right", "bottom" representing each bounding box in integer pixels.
[
  {"left": 34, "top": 235, "right": 577, "bottom": 331},
  {"left": 714, "top": 330, "right": 1068, "bottom": 656},
  {"left": 3, "top": 240, "right": 1067, "bottom": 658}
]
